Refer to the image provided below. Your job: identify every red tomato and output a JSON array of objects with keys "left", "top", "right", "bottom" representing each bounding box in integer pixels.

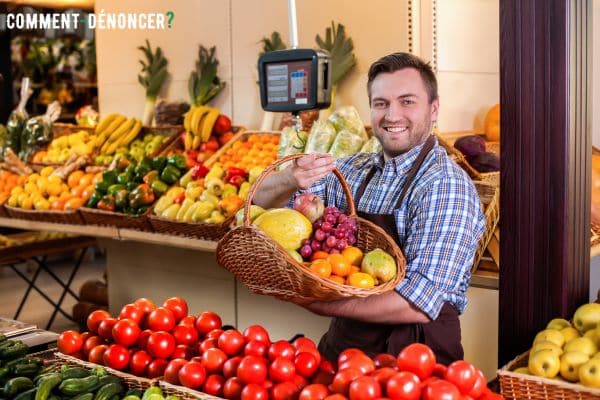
[
  {"left": 386, "top": 371, "right": 421, "bottom": 400},
  {"left": 162, "top": 297, "right": 188, "bottom": 323},
  {"left": 87, "top": 310, "right": 111, "bottom": 334},
  {"left": 313, "top": 370, "right": 336, "bottom": 386},
  {"left": 213, "top": 115, "right": 232, "bottom": 135},
  {"left": 330, "top": 368, "right": 363, "bottom": 395},
  {"left": 324, "top": 395, "right": 347, "bottom": 400},
  {"left": 206, "top": 329, "right": 224, "bottom": 340},
  {"left": 294, "top": 374, "right": 309, "bottom": 390},
  {"left": 269, "top": 357, "right": 296, "bottom": 383},
  {"left": 80, "top": 332, "right": 92, "bottom": 344},
  {"left": 370, "top": 367, "right": 396, "bottom": 386},
  {"left": 178, "top": 361, "right": 206, "bottom": 389},
  {"left": 292, "top": 337, "right": 316, "bottom": 350},
  {"left": 245, "top": 340, "right": 269, "bottom": 358},
  {"left": 134, "top": 297, "right": 156, "bottom": 315},
  {"left": 467, "top": 369, "right": 487, "bottom": 399},
  {"left": 119, "top": 304, "right": 144, "bottom": 324},
  {"left": 164, "top": 358, "right": 188, "bottom": 384},
  {"left": 147, "top": 358, "right": 168, "bottom": 378},
  {"left": 396, "top": 343, "right": 436, "bottom": 380},
  {"left": 103, "top": 344, "right": 130, "bottom": 370},
  {"left": 179, "top": 316, "right": 197, "bottom": 327},
  {"left": 243, "top": 325, "right": 271, "bottom": 344},
  {"left": 445, "top": 360, "right": 477, "bottom": 395},
  {"left": 262, "top": 379, "right": 273, "bottom": 390},
  {"left": 97, "top": 318, "right": 118, "bottom": 340},
  {"left": 58, "top": 330, "right": 83, "bottom": 355},
  {"left": 348, "top": 376, "right": 381, "bottom": 400},
  {"left": 431, "top": 363, "right": 448, "bottom": 378},
  {"left": 294, "top": 352, "right": 319, "bottom": 378},
  {"left": 198, "top": 338, "right": 218, "bottom": 353},
  {"left": 338, "top": 349, "right": 365, "bottom": 365},
  {"left": 339, "top": 354, "right": 375, "bottom": 375},
  {"left": 202, "top": 347, "right": 228, "bottom": 374},
  {"left": 299, "top": 384, "right": 329, "bottom": 400},
  {"left": 422, "top": 379, "right": 461, "bottom": 400},
  {"left": 137, "top": 329, "right": 153, "bottom": 349},
  {"left": 373, "top": 353, "right": 397, "bottom": 369},
  {"left": 320, "top": 360, "right": 336, "bottom": 375},
  {"left": 173, "top": 325, "right": 199, "bottom": 346},
  {"left": 147, "top": 307, "right": 176, "bottom": 332},
  {"left": 271, "top": 381, "right": 299, "bottom": 400},
  {"left": 196, "top": 311, "right": 222, "bottom": 335},
  {"left": 223, "top": 377, "right": 245, "bottom": 400},
  {"left": 223, "top": 356, "right": 243, "bottom": 379},
  {"left": 112, "top": 319, "right": 141, "bottom": 347},
  {"left": 88, "top": 344, "right": 108, "bottom": 365},
  {"left": 218, "top": 329, "right": 246, "bottom": 356},
  {"left": 129, "top": 350, "right": 152, "bottom": 376},
  {"left": 240, "top": 383, "right": 267, "bottom": 400},
  {"left": 172, "top": 344, "right": 194, "bottom": 360},
  {"left": 147, "top": 331, "right": 176, "bottom": 359},
  {"left": 82, "top": 336, "right": 104, "bottom": 357},
  {"left": 268, "top": 340, "right": 295, "bottom": 361},
  {"left": 203, "top": 374, "right": 226, "bottom": 397},
  {"left": 295, "top": 345, "right": 321, "bottom": 366},
  {"left": 237, "top": 355, "right": 268, "bottom": 384}
]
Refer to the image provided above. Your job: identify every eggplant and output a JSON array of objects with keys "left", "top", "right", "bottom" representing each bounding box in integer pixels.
[
  {"left": 471, "top": 151, "right": 500, "bottom": 172},
  {"left": 454, "top": 135, "right": 486, "bottom": 161}
]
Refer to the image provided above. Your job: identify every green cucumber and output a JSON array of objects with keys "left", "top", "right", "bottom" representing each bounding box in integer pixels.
[
  {"left": 10, "top": 364, "right": 39, "bottom": 378},
  {"left": 58, "top": 375, "right": 99, "bottom": 396},
  {"left": 59, "top": 367, "right": 89, "bottom": 380},
  {"left": 97, "top": 376, "right": 119, "bottom": 386},
  {"left": 71, "top": 393, "right": 93, "bottom": 400},
  {"left": 4, "top": 377, "right": 34, "bottom": 397},
  {"left": 124, "top": 389, "right": 143, "bottom": 398},
  {"left": 13, "top": 388, "right": 35, "bottom": 400},
  {"left": 93, "top": 382, "right": 123, "bottom": 400},
  {"left": 34, "top": 373, "right": 61, "bottom": 400}
]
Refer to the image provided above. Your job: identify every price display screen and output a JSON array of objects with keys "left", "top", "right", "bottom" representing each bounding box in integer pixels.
[{"left": 266, "top": 60, "right": 311, "bottom": 106}]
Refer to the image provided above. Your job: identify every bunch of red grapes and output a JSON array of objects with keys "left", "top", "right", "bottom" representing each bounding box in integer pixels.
[{"left": 300, "top": 206, "right": 358, "bottom": 259}]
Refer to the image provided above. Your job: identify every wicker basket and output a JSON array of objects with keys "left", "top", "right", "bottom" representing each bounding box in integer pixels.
[
  {"left": 159, "top": 381, "right": 223, "bottom": 400},
  {"left": 471, "top": 181, "right": 500, "bottom": 273},
  {"left": 55, "top": 352, "right": 159, "bottom": 390},
  {"left": 498, "top": 351, "right": 600, "bottom": 400},
  {"left": 0, "top": 203, "right": 7, "bottom": 218},
  {"left": 5, "top": 205, "right": 84, "bottom": 225},
  {"left": 79, "top": 207, "right": 153, "bottom": 231},
  {"left": 148, "top": 214, "right": 233, "bottom": 241},
  {"left": 216, "top": 154, "right": 407, "bottom": 302}
]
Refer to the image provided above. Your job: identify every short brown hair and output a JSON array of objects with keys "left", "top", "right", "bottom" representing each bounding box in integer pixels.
[{"left": 367, "top": 52, "right": 438, "bottom": 104}]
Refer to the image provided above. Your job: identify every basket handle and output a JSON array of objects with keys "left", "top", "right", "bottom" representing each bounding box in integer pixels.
[{"left": 243, "top": 153, "right": 356, "bottom": 226}]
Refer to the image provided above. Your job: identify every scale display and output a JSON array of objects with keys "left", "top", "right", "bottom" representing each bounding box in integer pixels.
[{"left": 266, "top": 60, "right": 311, "bottom": 105}]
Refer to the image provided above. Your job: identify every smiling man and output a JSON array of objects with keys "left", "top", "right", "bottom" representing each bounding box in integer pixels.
[{"left": 253, "top": 52, "right": 486, "bottom": 365}]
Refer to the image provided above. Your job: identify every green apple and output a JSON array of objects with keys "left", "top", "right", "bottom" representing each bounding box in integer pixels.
[
  {"left": 547, "top": 318, "right": 571, "bottom": 331},
  {"left": 534, "top": 329, "right": 565, "bottom": 348},
  {"left": 528, "top": 349, "right": 561, "bottom": 378},
  {"left": 531, "top": 340, "right": 563, "bottom": 357},
  {"left": 564, "top": 337, "right": 598, "bottom": 356},
  {"left": 287, "top": 249, "right": 303, "bottom": 263},
  {"left": 513, "top": 367, "right": 529, "bottom": 375},
  {"left": 561, "top": 326, "right": 581, "bottom": 344},
  {"left": 559, "top": 351, "right": 590, "bottom": 381},
  {"left": 579, "top": 358, "right": 600, "bottom": 388},
  {"left": 360, "top": 248, "right": 397, "bottom": 283},
  {"left": 573, "top": 303, "right": 600, "bottom": 333}
]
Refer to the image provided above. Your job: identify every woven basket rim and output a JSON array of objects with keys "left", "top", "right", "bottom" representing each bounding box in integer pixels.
[
  {"left": 159, "top": 380, "right": 222, "bottom": 400},
  {"left": 498, "top": 350, "right": 600, "bottom": 395},
  {"left": 79, "top": 206, "right": 149, "bottom": 218},
  {"left": 4, "top": 205, "right": 81, "bottom": 215}
]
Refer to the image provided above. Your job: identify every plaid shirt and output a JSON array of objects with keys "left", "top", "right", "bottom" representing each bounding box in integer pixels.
[{"left": 290, "top": 138, "right": 486, "bottom": 320}]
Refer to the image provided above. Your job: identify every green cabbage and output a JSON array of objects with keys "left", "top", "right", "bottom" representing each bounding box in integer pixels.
[
  {"left": 305, "top": 121, "right": 337, "bottom": 154},
  {"left": 328, "top": 106, "right": 367, "bottom": 140},
  {"left": 329, "top": 129, "right": 364, "bottom": 159}
]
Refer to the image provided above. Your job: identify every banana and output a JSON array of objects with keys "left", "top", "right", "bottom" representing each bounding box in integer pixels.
[
  {"left": 191, "top": 106, "right": 211, "bottom": 136},
  {"left": 95, "top": 113, "right": 119, "bottom": 135},
  {"left": 183, "top": 110, "right": 193, "bottom": 132},
  {"left": 107, "top": 117, "right": 136, "bottom": 144},
  {"left": 95, "top": 115, "right": 126, "bottom": 148},
  {"left": 184, "top": 132, "right": 193, "bottom": 150},
  {"left": 200, "top": 108, "right": 220, "bottom": 142},
  {"left": 117, "top": 119, "right": 143, "bottom": 147},
  {"left": 192, "top": 135, "right": 202, "bottom": 150}
]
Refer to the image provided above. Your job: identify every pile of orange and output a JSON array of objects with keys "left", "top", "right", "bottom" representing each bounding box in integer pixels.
[
  {"left": 0, "top": 171, "right": 27, "bottom": 205},
  {"left": 306, "top": 247, "right": 376, "bottom": 288},
  {"left": 217, "top": 134, "right": 279, "bottom": 171}
]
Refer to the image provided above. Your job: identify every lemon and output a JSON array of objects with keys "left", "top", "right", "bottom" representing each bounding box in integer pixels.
[
  {"left": 36, "top": 176, "right": 49, "bottom": 195},
  {"left": 16, "top": 192, "right": 28, "bottom": 207},
  {"left": 24, "top": 182, "right": 38, "bottom": 194},
  {"left": 21, "top": 197, "right": 33, "bottom": 210},
  {"left": 46, "top": 182, "right": 63, "bottom": 197},
  {"left": 7, "top": 195, "right": 18, "bottom": 207},
  {"left": 28, "top": 173, "right": 40, "bottom": 183},
  {"left": 48, "top": 175, "right": 62, "bottom": 185},
  {"left": 40, "top": 166, "right": 54, "bottom": 177},
  {"left": 34, "top": 198, "right": 50, "bottom": 211},
  {"left": 10, "top": 186, "right": 23, "bottom": 196}
]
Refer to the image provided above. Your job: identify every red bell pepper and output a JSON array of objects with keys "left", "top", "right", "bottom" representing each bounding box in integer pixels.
[
  {"left": 174, "top": 193, "right": 186, "bottom": 204},
  {"left": 226, "top": 174, "right": 246, "bottom": 189},
  {"left": 192, "top": 164, "right": 210, "bottom": 180}
]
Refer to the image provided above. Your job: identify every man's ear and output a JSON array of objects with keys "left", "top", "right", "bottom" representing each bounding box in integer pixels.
[{"left": 431, "top": 98, "right": 439, "bottom": 121}]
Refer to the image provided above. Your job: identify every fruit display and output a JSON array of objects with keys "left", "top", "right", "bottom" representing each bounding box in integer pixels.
[
  {"left": 217, "top": 133, "right": 279, "bottom": 171},
  {"left": 453, "top": 135, "right": 500, "bottom": 173},
  {"left": 93, "top": 114, "right": 143, "bottom": 156},
  {"left": 18, "top": 101, "right": 62, "bottom": 162},
  {"left": 57, "top": 297, "right": 501, "bottom": 399},
  {"left": 182, "top": 105, "right": 222, "bottom": 150},
  {"left": 94, "top": 132, "right": 171, "bottom": 166},
  {"left": 0, "top": 171, "right": 27, "bottom": 205},
  {"left": 85, "top": 155, "right": 188, "bottom": 215},
  {"left": 33, "top": 130, "right": 96, "bottom": 164},
  {"left": 0, "top": 231, "right": 75, "bottom": 249},
  {"left": 6, "top": 166, "right": 97, "bottom": 211},
  {"left": 509, "top": 302, "right": 600, "bottom": 388}
]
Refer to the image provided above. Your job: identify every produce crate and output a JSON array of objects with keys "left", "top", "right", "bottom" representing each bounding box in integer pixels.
[
  {"left": 55, "top": 352, "right": 159, "bottom": 390},
  {"left": 160, "top": 380, "right": 223, "bottom": 400},
  {"left": 52, "top": 122, "right": 95, "bottom": 136},
  {"left": 0, "top": 203, "right": 7, "bottom": 218},
  {"left": 498, "top": 351, "right": 600, "bottom": 400},
  {"left": 79, "top": 207, "right": 153, "bottom": 232},
  {"left": 4, "top": 205, "right": 84, "bottom": 225},
  {"left": 471, "top": 181, "right": 500, "bottom": 273},
  {"left": 158, "top": 126, "right": 245, "bottom": 164}
]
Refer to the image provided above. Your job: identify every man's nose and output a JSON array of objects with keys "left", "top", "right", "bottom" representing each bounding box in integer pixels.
[{"left": 385, "top": 101, "right": 403, "bottom": 121}]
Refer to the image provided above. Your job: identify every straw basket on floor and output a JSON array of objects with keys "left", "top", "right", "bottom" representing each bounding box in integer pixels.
[{"left": 216, "top": 154, "right": 406, "bottom": 302}]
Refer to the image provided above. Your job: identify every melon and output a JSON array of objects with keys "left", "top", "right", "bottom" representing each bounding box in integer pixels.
[
  {"left": 253, "top": 208, "right": 312, "bottom": 251},
  {"left": 484, "top": 104, "right": 500, "bottom": 142}
]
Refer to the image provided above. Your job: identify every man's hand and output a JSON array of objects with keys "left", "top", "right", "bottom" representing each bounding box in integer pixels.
[{"left": 291, "top": 154, "right": 336, "bottom": 189}]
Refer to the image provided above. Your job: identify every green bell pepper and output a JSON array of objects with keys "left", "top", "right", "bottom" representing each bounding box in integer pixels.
[
  {"left": 114, "top": 189, "right": 129, "bottom": 211},
  {"left": 128, "top": 184, "right": 155, "bottom": 209},
  {"left": 94, "top": 181, "right": 111, "bottom": 195},
  {"left": 160, "top": 165, "right": 182, "bottom": 185},
  {"left": 143, "top": 170, "right": 160, "bottom": 185},
  {"left": 150, "top": 180, "right": 169, "bottom": 197},
  {"left": 151, "top": 156, "right": 167, "bottom": 171},
  {"left": 102, "top": 170, "right": 118, "bottom": 185},
  {"left": 86, "top": 192, "right": 102, "bottom": 208},
  {"left": 167, "top": 154, "right": 187, "bottom": 170},
  {"left": 116, "top": 172, "right": 132, "bottom": 185},
  {"left": 107, "top": 184, "right": 126, "bottom": 196}
]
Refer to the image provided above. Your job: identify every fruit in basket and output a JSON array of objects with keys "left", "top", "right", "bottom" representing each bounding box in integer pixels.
[
  {"left": 484, "top": 104, "right": 500, "bottom": 142},
  {"left": 293, "top": 193, "right": 325, "bottom": 223},
  {"left": 300, "top": 206, "right": 358, "bottom": 259},
  {"left": 547, "top": 318, "right": 572, "bottom": 331},
  {"left": 578, "top": 358, "right": 600, "bottom": 388},
  {"left": 528, "top": 349, "right": 561, "bottom": 378},
  {"left": 560, "top": 351, "right": 590, "bottom": 382},
  {"left": 253, "top": 208, "right": 312, "bottom": 251},
  {"left": 573, "top": 303, "right": 600, "bottom": 333},
  {"left": 361, "top": 248, "right": 397, "bottom": 283}
]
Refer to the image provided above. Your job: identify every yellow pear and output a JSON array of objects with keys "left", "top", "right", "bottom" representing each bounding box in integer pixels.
[
  {"left": 564, "top": 337, "right": 598, "bottom": 356},
  {"left": 547, "top": 318, "right": 571, "bottom": 331},
  {"left": 561, "top": 326, "right": 581, "bottom": 344},
  {"left": 531, "top": 340, "right": 563, "bottom": 357},
  {"left": 560, "top": 351, "right": 590, "bottom": 382}
]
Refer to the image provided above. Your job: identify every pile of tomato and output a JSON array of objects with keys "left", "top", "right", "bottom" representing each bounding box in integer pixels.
[{"left": 57, "top": 296, "right": 504, "bottom": 400}]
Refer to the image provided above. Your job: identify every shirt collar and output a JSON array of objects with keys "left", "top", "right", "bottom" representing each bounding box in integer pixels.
[{"left": 364, "top": 136, "right": 437, "bottom": 174}]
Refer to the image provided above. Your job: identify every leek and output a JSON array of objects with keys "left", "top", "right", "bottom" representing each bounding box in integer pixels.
[
  {"left": 138, "top": 39, "right": 168, "bottom": 126},
  {"left": 188, "top": 46, "right": 225, "bottom": 107}
]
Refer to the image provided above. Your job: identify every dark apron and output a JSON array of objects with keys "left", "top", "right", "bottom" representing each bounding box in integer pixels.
[{"left": 317, "top": 135, "right": 464, "bottom": 366}]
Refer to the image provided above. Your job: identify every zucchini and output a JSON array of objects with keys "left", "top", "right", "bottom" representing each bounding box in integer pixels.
[
  {"left": 97, "top": 376, "right": 119, "bottom": 387},
  {"left": 93, "top": 382, "right": 123, "bottom": 400},
  {"left": 10, "top": 364, "right": 39, "bottom": 378},
  {"left": 58, "top": 375, "right": 99, "bottom": 396},
  {"left": 71, "top": 394, "right": 93, "bottom": 400},
  {"left": 13, "top": 388, "right": 35, "bottom": 400},
  {"left": 34, "top": 373, "right": 61, "bottom": 400},
  {"left": 59, "top": 367, "right": 89, "bottom": 380},
  {"left": 4, "top": 377, "right": 34, "bottom": 397}
]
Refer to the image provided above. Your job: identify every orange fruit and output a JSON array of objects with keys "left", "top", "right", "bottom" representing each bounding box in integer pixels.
[
  {"left": 78, "top": 173, "right": 94, "bottom": 187},
  {"left": 347, "top": 272, "right": 376, "bottom": 288},
  {"left": 50, "top": 199, "right": 65, "bottom": 210},
  {"left": 92, "top": 173, "right": 103, "bottom": 184},
  {"left": 311, "top": 251, "right": 329, "bottom": 261},
  {"left": 70, "top": 184, "right": 86, "bottom": 197},
  {"left": 67, "top": 170, "right": 84, "bottom": 188},
  {"left": 81, "top": 185, "right": 95, "bottom": 200},
  {"left": 327, "top": 253, "right": 352, "bottom": 277},
  {"left": 64, "top": 197, "right": 84, "bottom": 210},
  {"left": 328, "top": 275, "right": 346, "bottom": 285},
  {"left": 349, "top": 265, "right": 360, "bottom": 275},
  {"left": 310, "top": 259, "right": 332, "bottom": 278},
  {"left": 342, "top": 246, "right": 364, "bottom": 266}
]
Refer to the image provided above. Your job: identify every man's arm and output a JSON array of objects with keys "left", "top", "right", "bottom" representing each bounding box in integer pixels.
[
  {"left": 253, "top": 154, "right": 336, "bottom": 209},
  {"left": 296, "top": 291, "right": 430, "bottom": 324}
]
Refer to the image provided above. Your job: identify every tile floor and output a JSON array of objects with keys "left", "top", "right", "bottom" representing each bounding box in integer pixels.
[{"left": 0, "top": 247, "right": 106, "bottom": 333}]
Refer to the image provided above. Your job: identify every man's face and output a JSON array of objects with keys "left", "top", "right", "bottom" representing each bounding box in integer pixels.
[{"left": 370, "top": 68, "right": 439, "bottom": 159}]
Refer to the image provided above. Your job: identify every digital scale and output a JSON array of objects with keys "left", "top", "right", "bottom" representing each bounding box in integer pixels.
[{"left": 257, "top": 0, "right": 332, "bottom": 129}]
